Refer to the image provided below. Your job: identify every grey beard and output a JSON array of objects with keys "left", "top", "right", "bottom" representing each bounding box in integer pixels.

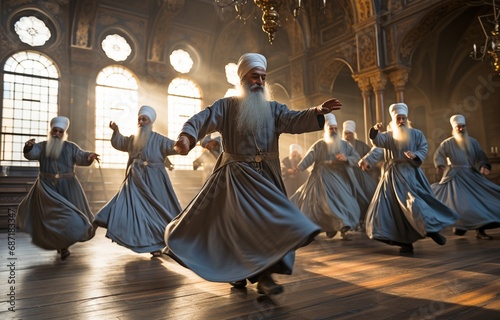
[
  {"left": 132, "top": 125, "right": 152, "bottom": 154},
  {"left": 236, "top": 84, "right": 272, "bottom": 134},
  {"left": 454, "top": 132, "right": 471, "bottom": 153},
  {"left": 45, "top": 134, "right": 65, "bottom": 159},
  {"left": 391, "top": 122, "right": 410, "bottom": 151},
  {"left": 324, "top": 132, "right": 341, "bottom": 155}
]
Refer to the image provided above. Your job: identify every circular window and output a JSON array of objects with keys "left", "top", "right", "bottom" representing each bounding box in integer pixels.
[
  {"left": 101, "top": 34, "right": 132, "bottom": 62},
  {"left": 14, "top": 16, "right": 52, "bottom": 47}
]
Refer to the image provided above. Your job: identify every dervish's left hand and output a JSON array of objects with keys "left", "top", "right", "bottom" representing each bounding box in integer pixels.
[
  {"left": 480, "top": 166, "right": 490, "bottom": 176},
  {"left": 174, "top": 135, "right": 191, "bottom": 155},
  {"left": 88, "top": 152, "right": 101, "bottom": 162},
  {"left": 316, "top": 98, "right": 342, "bottom": 114},
  {"left": 404, "top": 150, "right": 416, "bottom": 160},
  {"left": 336, "top": 153, "right": 347, "bottom": 162}
]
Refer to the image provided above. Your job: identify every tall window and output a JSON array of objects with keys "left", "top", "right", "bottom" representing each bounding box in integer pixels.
[
  {"left": 95, "top": 66, "right": 138, "bottom": 168},
  {"left": 1, "top": 51, "right": 59, "bottom": 167},
  {"left": 167, "top": 77, "right": 202, "bottom": 170}
]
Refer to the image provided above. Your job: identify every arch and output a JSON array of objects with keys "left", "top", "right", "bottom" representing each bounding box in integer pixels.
[{"left": 1, "top": 51, "right": 60, "bottom": 167}]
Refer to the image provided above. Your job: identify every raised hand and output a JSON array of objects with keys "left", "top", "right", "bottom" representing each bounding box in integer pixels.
[{"left": 316, "top": 98, "right": 342, "bottom": 114}]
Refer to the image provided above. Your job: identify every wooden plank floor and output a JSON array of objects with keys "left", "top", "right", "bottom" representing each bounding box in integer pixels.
[{"left": 1, "top": 222, "right": 500, "bottom": 320}]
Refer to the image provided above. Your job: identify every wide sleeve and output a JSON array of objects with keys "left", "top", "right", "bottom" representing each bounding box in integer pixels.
[
  {"left": 362, "top": 147, "right": 384, "bottom": 167},
  {"left": 23, "top": 142, "right": 43, "bottom": 160},
  {"left": 345, "top": 144, "right": 361, "bottom": 166},
  {"left": 276, "top": 103, "right": 324, "bottom": 134},
  {"left": 412, "top": 130, "right": 428, "bottom": 162},
  {"left": 180, "top": 98, "right": 228, "bottom": 150},
  {"left": 111, "top": 130, "right": 132, "bottom": 152},
  {"left": 433, "top": 140, "right": 448, "bottom": 168},
  {"left": 471, "top": 138, "right": 491, "bottom": 170},
  {"left": 298, "top": 141, "right": 321, "bottom": 171},
  {"left": 69, "top": 142, "right": 94, "bottom": 166}
]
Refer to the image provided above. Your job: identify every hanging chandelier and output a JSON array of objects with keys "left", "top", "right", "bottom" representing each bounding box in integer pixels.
[
  {"left": 214, "top": 0, "right": 327, "bottom": 44},
  {"left": 470, "top": 0, "right": 500, "bottom": 73}
]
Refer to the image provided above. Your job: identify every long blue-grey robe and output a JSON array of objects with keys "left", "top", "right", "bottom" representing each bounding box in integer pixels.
[
  {"left": 164, "top": 97, "right": 322, "bottom": 283},
  {"left": 17, "top": 141, "right": 96, "bottom": 250},
  {"left": 281, "top": 155, "right": 309, "bottom": 197},
  {"left": 365, "top": 128, "right": 458, "bottom": 244},
  {"left": 290, "top": 139, "right": 366, "bottom": 233},
  {"left": 94, "top": 131, "right": 181, "bottom": 253},
  {"left": 432, "top": 136, "right": 500, "bottom": 230}
]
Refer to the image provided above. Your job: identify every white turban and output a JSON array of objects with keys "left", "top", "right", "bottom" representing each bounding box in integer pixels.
[
  {"left": 389, "top": 103, "right": 408, "bottom": 120},
  {"left": 138, "top": 105, "right": 156, "bottom": 123},
  {"left": 237, "top": 53, "right": 267, "bottom": 80},
  {"left": 289, "top": 144, "right": 302, "bottom": 155},
  {"left": 450, "top": 114, "right": 466, "bottom": 128},
  {"left": 50, "top": 116, "right": 70, "bottom": 131},
  {"left": 343, "top": 120, "right": 356, "bottom": 133},
  {"left": 324, "top": 113, "right": 337, "bottom": 126}
]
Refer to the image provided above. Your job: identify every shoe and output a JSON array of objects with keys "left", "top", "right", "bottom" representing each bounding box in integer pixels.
[
  {"left": 476, "top": 230, "right": 493, "bottom": 240},
  {"left": 340, "top": 226, "right": 352, "bottom": 241},
  {"left": 399, "top": 244, "right": 414, "bottom": 253},
  {"left": 256, "top": 274, "right": 284, "bottom": 295},
  {"left": 229, "top": 279, "right": 247, "bottom": 289},
  {"left": 428, "top": 232, "right": 446, "bottom": 245},
  {"left": 453, "top": 228, "right": 467, "bottom": 236},
  {"left": 326, "top": 231, "right": 337, "bottom": 238},
  {"left": 60, "top": 248, "right": 71, "bottom": 260},
  {"left": 150, "top": 251, "right": 162, "bottom": 257}
]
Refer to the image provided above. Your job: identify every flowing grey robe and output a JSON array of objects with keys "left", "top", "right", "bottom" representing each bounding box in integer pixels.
[
  {"left": 281, "top": 155, "right": 309, "bottom": 197},
  {"left": 365, "top": 128, "right": 458, "bottom": 244},
  {"left": 17, "top": 141, "right": 96, "bottom": 250},
  {"left": 432, "top": 136, "right": 500, "bottom": 230},
  {"left": 164, "top": 97, "right": 322, "bottom": 282},
  {"left": 94, "top": 131, "right": 181, "bottom": 253},
  {"left": 290, "top": 139, "right": 365, "bottom": 232}
]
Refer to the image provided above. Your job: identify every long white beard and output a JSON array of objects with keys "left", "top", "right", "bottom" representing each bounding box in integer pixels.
[
  {"left": 132, "top": 124, "right": 152, "bottom": 154},
  {"left": 236, "top": 83, "right": 272, "bottom": 134},
  {"left": 453, "top": 131, "right": 471, "bottom": 153},
  {"left": 390, "top": 122, "right": 410, "bottom": 151},
  {"left": 45, "top": 134, "right": 66, "bottom": 159},
  {"left": 324, "top": 131, "right": 341, "bottom": 155}
]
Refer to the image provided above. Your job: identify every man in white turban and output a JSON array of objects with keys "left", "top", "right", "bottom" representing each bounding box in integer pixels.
[
  {"left": 291, "top": 113, "right": 373, "bottom": 241},
  {"left": 94, "top": 105, "right": 182, "bottom": 257},
  {"left": 432, "top": 114, "right": 500, "bottom": 240},
  {"left": 365, "top": 103, "right": 458, "bottom": 253},
  {"left": 341, "top": 119, "right": 379, "bottom": 230},
  {"left": 17, "top": 116, "right": 100, "bottom": 260},
  {"left": 167, "top": 52, "right": 342, "bottom": 296},
  {"left": 281, "top": 143, "right": 309, "bottom": 196}
]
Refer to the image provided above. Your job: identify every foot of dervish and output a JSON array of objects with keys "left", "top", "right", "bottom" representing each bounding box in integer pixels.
[
  {"left": 60, "top": 248, "right": 71, "bottom": 260},
  {"left": 340, "top": 226, "right": 352, "bottom": 241},
  {"left": 326, "top": 231, "right": 337, "bottom": 238},
  {"left": 428, "top": 232, "right": 447, "bottom": 245},
  {"left": 453, "top": 228, "right": 467, "bottom": 236},
  {"left": 229, "top": 279, "right": 247, "bottom": 289},
  {"left": 399, "top": 244, "right": 414, "bottom": 253},
  {"left": 476, "top": 229, "right": 493, "bottom": 240},
  {"left": 257, "top": 273, "right": 284, "bottom": 295},
  {"left": 150, "top": 251, "right": 162, "bottom": 258}
]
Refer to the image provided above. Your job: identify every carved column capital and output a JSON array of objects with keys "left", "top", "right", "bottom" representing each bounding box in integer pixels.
[
  {"left": 389, "top": 69, "right": 409, "bottom": 91},
  {"left": 370, "top": 72, "right": 388, "bottom": 92}
]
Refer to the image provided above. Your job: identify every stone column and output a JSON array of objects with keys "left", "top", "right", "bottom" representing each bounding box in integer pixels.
[
  {"left": 390, "top": 68, "right": 409, "bottom": 103},
  {"left": 354, "top": 75, "right": 373, "bottom": 143},
  {"left": 370, "top": 72, "right": 388, "bottom": 124}
]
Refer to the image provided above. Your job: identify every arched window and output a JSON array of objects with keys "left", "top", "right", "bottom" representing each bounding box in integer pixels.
[
  {"left": 167, "top": 77, "right": 202, "bottom": 170},
  {"left": 1, "top": 51, "right": 59, "bottom": 167},
  {"left": 95, "top": 66, "right": 138, "bottom": 168}
]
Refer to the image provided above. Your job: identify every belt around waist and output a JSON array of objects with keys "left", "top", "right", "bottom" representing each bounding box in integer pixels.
[
  {"left": 39, "top": 172, "right": 75, "bottom": 179},
  {"left": 132, "top": 159, "right": 165, "bottom": 167},
  {"left": 222, "top": 151, "right": 279, "bottom": 163}
]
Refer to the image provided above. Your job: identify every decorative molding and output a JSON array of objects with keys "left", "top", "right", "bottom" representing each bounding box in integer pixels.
[{"left": 71, "top": 0, "right": 98, "bottom": 49}]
